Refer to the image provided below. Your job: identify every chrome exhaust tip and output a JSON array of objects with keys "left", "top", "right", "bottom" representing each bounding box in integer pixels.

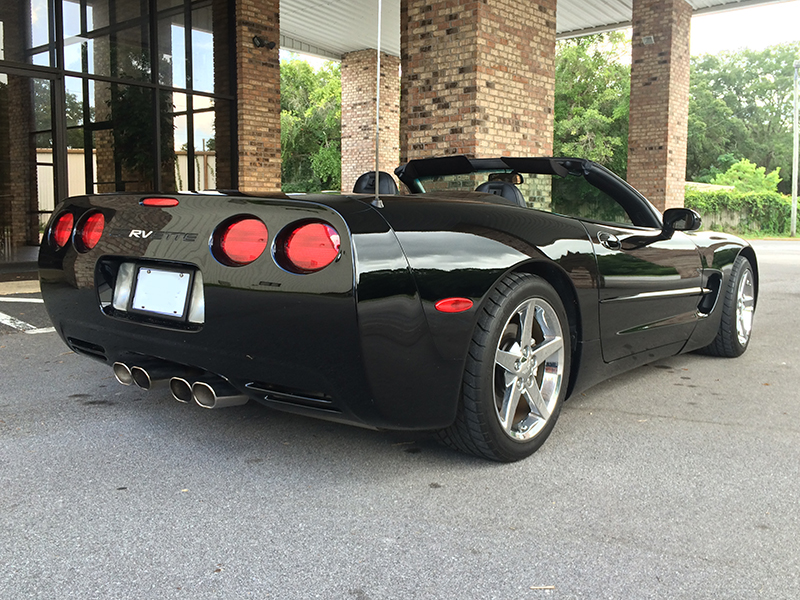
[
  {"left": 192, "top": 379, "right": 249, "bottom": 409},
  {"left": 131, "top": 366, "right": 156, "bottom": 390},
  {"left": 169, "top": 377, "right": 194, "bottom": 404},
  {"left": 132, "top": 362, "right": 203, "bottom": 391},
  {"left": 131, "top": 364, "right": 177, "bottom": 390},
  {"left": 112, "top": 362, "right": 133, "bottom": 386}
]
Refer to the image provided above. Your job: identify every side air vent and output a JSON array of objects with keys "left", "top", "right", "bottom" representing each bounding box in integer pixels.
[{"left": 698, "top": 273, "right": 722, "bottom": 315}]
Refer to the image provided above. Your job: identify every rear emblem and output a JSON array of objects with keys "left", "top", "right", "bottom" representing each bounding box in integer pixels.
[{"left": 108, "top": 228, "right": 199, "bottom": 243}]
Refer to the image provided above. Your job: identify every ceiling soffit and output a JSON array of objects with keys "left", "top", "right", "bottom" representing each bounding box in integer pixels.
[{"left": 279, "top": 0, "right": 788, "bottom": 60}]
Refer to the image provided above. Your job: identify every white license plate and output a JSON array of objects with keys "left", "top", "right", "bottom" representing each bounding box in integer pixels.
[{"left": 131, "top": 267, "right": 192, "bottom": 318}]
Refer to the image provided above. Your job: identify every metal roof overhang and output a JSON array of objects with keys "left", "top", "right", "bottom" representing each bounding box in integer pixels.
[{"left": 279, "top": 0, "right": 793, "bottom": 60}]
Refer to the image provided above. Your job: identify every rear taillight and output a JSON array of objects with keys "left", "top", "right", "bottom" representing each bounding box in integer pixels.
[
  {"left": 212, "top": 217, "right": 268, "bottom": 266},
  {"left": 75, "top": 211, "right": 105, "bottom": 252},
  {"left": 281, "top": 222, "right": 341, "bottom": 273},
  {"left": 51, "top": 212, "right": 74, "bottom": 249}
]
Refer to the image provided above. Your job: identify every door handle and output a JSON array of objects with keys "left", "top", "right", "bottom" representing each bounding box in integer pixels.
[{"left": 597, "top": 231, "right": 621, "bottom": 250}]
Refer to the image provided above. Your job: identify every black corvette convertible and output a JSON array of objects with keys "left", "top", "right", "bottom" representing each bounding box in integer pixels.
[{"left": 39, "top": 156, "right": 757, "bottom": 461}]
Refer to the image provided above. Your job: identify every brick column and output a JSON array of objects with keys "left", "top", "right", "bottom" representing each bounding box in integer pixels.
[
  {"left": 341, "top": 50, "right": 400, "bottom": 193},
  {"left": 627, "top": 0, "right": 691, "bottom": 212},
  {"left": 235, "top": 0, "right": 281, "bottom": 193},
  {"left": 400, "top": 0, "right": 556, "bottom": 163}
]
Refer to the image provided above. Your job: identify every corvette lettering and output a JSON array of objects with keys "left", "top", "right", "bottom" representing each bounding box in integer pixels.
[{"left": 108, "top": 228, "right": 199, "bottom": 242}]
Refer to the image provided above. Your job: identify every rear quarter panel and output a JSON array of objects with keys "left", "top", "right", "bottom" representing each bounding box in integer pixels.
[{"left": 370, "top": 195, "right": 601, "bottom": 401}]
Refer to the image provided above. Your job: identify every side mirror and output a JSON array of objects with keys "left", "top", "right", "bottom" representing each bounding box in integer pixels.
[{"left": 663, "top": 208, "right": 702, "bottom": 233}]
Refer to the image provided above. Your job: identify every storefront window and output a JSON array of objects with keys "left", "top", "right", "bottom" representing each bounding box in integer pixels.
[{"left": 0, "top": 0, "right": 234, "bottom": 250}]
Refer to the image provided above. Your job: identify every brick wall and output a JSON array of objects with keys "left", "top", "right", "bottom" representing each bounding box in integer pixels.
[
  {"left": 341, "top": 50, "right": 401, "bottom": 193},
  {"left": 235, "top": 0, "right": 282, "bottom": 193},
  {"left": 627, "top": 0, "right": 692, "bottom": 212},
  {"left": 400, "top": 0, "right": 556, "bottom": 163}
]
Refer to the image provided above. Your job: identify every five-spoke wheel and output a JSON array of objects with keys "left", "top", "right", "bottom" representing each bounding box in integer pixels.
[
  {"left": 437, "top": 273, "right": 570, "bottom": 462},
  {"left": 493, "top": 297, "right": 565, "bottom": 441}
]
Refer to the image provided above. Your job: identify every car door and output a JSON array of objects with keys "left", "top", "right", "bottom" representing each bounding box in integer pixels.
[
  {"left": 581, "top": 222, "right": 704, "bottom": 362},
  {"left": 549, "top": 166, "right": 704, "bottom": 363}
]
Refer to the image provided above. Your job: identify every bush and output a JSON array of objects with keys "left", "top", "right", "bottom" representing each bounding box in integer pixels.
[{"left": 684, "top": 189, "right": 794, "bottom": 236}]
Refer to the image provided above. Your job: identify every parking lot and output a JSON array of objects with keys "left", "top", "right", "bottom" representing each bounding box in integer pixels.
[{"left": 1, "top": 240, "right": 798, "bottom": 599}]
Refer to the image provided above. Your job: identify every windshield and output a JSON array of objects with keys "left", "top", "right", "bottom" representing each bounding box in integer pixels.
[{"left": 415, "top": 169, "right": 635, "bottom": 225}]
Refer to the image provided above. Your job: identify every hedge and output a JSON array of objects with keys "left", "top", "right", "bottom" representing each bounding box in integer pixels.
[{"left": 684, "top": 189, "right": 795, "bottom": 237}]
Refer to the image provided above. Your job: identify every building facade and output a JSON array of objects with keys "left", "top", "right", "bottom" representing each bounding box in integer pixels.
[
  {"left": 0, "top": 0, "right": 240, "bottom": 253},
  {"left": 2, "top": 0, "right": 702, "bottom": 258}
]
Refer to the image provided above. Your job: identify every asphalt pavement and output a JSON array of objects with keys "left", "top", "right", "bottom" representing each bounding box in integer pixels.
[{"left": 1, "top": 240, "right": 798, "bottom": 599}]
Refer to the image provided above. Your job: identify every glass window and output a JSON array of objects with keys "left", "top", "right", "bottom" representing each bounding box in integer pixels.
[
  {"left": 62, "top": 0, "right": 81, "bottom": 38},
  {"left": 90, "top": 0, "right": 143, "bottom": 30},
  {"left": 551, "top": 176, "right": 633, "bottom": 225},
  {"left": 159, "top": 13, "right": 186, "bottom": 88},
  {"left": 158, "top": 0, "right": 184, "bottom": 10},
  {"left": 191, "top": 5, "right": 214, "bottom": 94},
  {"left": 33, "top": 78, "right": 52, "bottom": 132},
  {"left": 91, "top": 27, "right": 151, "bottom": 81},
  {"left": 63, "top": 37, "right": 84, "bottom": 72},
  {"left": 30, "top": 0, "right": 50, "bottom": 48},
  {"left": 2, "top": 0, "right": 234, "bottom": 207}
]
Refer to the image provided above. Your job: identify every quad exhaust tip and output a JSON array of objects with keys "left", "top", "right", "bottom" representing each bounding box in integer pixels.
[
  {"left": 191, "top": 379, "right": 249, "bottom": 409},
  {"left": 130, "top": 363, "right": 180, "bottom": 390},
  {"left": 112, "top": 362, "right": 133, "bottom": 386},
  {"left": 114, "top": 362, "right": 248, "bottom": 409},
  {"left": 169, "top": 377, "right": 194, "bottom": 404}
]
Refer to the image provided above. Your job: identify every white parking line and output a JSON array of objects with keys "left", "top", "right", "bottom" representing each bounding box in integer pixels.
[
  {"left": 0, "top": 297, "right": 44, "bottom": 304},
  {"left": 0, "top": 311, "right": 55, "bottom": 334}
]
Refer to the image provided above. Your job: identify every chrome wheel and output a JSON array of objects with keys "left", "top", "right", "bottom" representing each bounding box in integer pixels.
[
  {"left": 736, "top": 267, "right": 755, "bottom": 346},
  {"left": 493, "top": 297, "right": 565, "bottom": 441},
  {"left": 437, "top": 273, "right": 570, "bottom": 461}
]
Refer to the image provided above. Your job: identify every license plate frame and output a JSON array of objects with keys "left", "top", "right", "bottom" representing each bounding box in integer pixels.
[{"left": 128, "top": 265, "right": 194, "bottom": 320}]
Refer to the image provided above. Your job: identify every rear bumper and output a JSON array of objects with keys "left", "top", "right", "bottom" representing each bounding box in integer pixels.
[{"left": 41, "top": 274, "right": 385, "bottom": 427}]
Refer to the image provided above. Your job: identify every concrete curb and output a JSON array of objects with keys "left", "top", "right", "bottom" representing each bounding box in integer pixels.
[{"left": 0, "top": 280, "right": 41, "bottom": 295}]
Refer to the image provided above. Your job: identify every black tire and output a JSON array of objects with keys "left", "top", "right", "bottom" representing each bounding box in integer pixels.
[
  {"left": 437, "top": 273, "right": 571, "bottom": 462},
  {"left": 700, "top": 255, "right": 756, "bottom": 358}
]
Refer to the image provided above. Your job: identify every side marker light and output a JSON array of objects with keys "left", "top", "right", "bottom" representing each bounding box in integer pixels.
[{"left": 435, "top": 298, "right": 474, "bottom": 313}]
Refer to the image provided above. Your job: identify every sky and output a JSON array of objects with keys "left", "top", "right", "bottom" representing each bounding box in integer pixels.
[{"left": 690, "top": 0, "right": 800, "bottom": 56}]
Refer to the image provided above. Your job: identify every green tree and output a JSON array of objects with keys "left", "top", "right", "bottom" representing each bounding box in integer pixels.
[
  {"left": 688, "top": 43, "right": 799, "bottom": 194},
  {"left": 280, "top": 56, "right": 341, "bottom": 192},
  {"left": 554, "top": 32, "right": 631, "bottom": 177},
  {"left": 711, "top": 158, "right": 781, "bottom": 193}
]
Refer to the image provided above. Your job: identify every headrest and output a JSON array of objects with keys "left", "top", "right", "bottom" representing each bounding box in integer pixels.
[
  {"left": 353, "top": 171, "right": 399, "bottom": 195},
  {"left": 475, "top": 181, "right": 526, "bottom": 207}
]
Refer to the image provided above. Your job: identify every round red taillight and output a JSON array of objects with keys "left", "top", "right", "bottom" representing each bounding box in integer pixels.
[
  {"left": 76, "top": 212, "right": 105, "bottom": 252},
  {"left": 51, "top": 212, "right": 74, "bottom": 249},
  {"left": 214, "top": 217, "right": 268, "bottom": 266},
  {"left": 283, "top": 222, "right": 341, "bottom": 273}
]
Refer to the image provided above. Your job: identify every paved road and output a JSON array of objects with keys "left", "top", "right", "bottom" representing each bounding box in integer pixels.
[{"left": 1, "top": 241, "right": 798, "bottom": 599}]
